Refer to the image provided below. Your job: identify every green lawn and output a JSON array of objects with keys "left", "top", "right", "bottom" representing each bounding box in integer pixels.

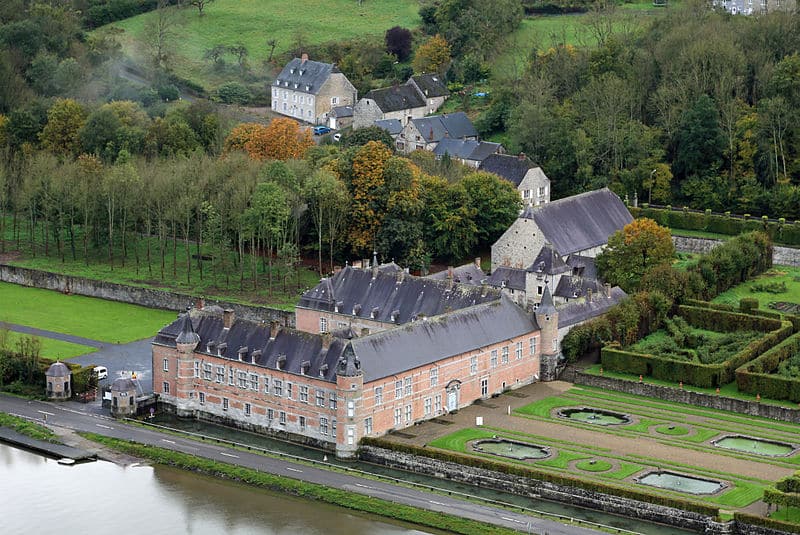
[
  {"left": 713, "top": 267, "right": 800, "bottom": 310},
  {"left": 99, "top": 0, "right": 420, "bottom": 91},
  {"left": 1, "top": 330, "right": 96, "bottom": 360},
  {"left": 0, "top": 282, "right": 176, "bottom": 344}
]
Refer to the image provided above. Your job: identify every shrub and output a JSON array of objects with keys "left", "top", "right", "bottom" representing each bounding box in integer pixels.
[
  {"left": 736, "top": 332, "right": 800, "bottom": 401},
  {"left": 751, "top": 281, "right": 787, "bottom": 294},
  {"left": 735, "top": 512, "right": 800, "bottom": 534},
  {"left": 215, "top": 82, "right": 252, "bottom": 105},
  {"left": 157, "top": 84, "right": 180, "bottom": 102},
  {"left": 740, "top": 297, "right": 759, "bottom": 313}
]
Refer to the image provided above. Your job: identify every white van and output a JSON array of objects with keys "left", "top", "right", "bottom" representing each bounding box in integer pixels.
[{"left": 93, "top": 366, "right": 108, "bottom": 380}]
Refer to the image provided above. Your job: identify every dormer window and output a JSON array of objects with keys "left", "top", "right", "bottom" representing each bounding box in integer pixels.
[
  {"left": 391, "top": 309, "right": 400, "bottom": 322},
  {"left": 290, "top": 68, "right": 295, "bottom": 74},
  {"left": 353, "top": 304, "right": 362, "bottom": 315},
  {"left": 319, "top": 363, "right": 328, "bottom": 377},
  {"left": 305, "top": 85, "right": 311, "bottom": 91},
  {"left": 301, "top": 360, "right": 311, "bottom": 375},
  {"left": 251, "top": 349, "right": 262, "bottom": 360},
  {"left": 217, "top": 342, "right": 227, "bottom": 356},
  {"left": 207, "top": 341, "right": 216, "bottom": 353},
  {"left": 335, "top": 300, "right": 343, "bottom": 313},
  {"left": 370, "top": 306, "right": 380, "bottom": 319},
  {"left": 277, "top": 354, "right": 286, "bottom": 370},
  {"left": 237, "top": 346, "right": 248, "bottom": 361},
  {"left": 294, "top": 83, "right": 298, "bottom": 89}
]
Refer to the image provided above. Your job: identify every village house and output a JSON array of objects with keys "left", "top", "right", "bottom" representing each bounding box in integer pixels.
[
  {"left": 432, "top": 138, "right": 503, "bottom": 168},
  {"left": 406, "top": 74, "right": 450, "bottom": 114},
  {"left": 328, "top": 106, "right": 354, "bottom": 130},
  {"left": 353, "top": 85, "right": 427, "bottom": 129},
  {"left": 271, "top": 54, "right": 357, "bottom": 124},
  {"left": 480, "top": 153, "right": 551, "bottom": 207},
  {"left": 374, "top": 119, "right": 403, "bottom": 140},
  {"left": 396, "top": 112, "right": 478, "bottom": 154}
]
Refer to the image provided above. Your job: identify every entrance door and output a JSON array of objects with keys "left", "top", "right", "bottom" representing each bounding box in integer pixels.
[{"left": 447, "top": 388, "right": 458, "bottom": 412}]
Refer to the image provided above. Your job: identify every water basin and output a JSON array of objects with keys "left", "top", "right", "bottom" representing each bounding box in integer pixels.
[
  {"left": 558, "top": 407, "right": 631, "bottom": 426},
  {"left": 713, "top": 435, "right": 795, "bottom": 457},
  {"left": 473, "top": 439, "right": 551, "bottom": 460},
  {"left": 637, "top": 471, "right": 725, "bottom": 495}
]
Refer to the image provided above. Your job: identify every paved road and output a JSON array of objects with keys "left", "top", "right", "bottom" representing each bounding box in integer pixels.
[
  {"left": 0, "top": 394, "right": 602, "bottom": 535},
  {"left": 2, "top": 322, "right": 104, "bottom": 348}
]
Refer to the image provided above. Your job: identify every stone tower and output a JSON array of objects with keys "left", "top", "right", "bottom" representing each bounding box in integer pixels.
[
  {"left": 534, "top": 285, "right": 560, "bottom": 381},
  {"left": 45, "top": 361, "right": 71, "bottom": 400},
  {"left": 335, "top": 341, "right": 363, "bottom": 459},
  {"left": 174, "top": 311, "right": 200, "bottom": 418}
]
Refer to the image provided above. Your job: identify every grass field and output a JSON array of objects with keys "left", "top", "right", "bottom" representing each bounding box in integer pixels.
[
  {"left": 1, "top": 330, "right": 96, "bottom": 360},
  {"left": 713, "top": 267, "right": 800, "bottom": 309},
  {"left": 100, "top": 0, "right": 420, "bottom": 91},
  {"left": 0, "top": 282, "right": 176, "bottom": 344}
]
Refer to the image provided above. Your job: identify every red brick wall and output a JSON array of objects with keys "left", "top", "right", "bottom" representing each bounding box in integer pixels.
[{"left": 295, "top": 307, "right": 391, "bottom": 335}]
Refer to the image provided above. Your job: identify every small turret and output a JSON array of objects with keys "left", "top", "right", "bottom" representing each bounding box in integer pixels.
[
  {"left": 534, "top": 286, "right": 560, "bottom": 381},
  {"left": 175, "top": 313, "right": 200, "bottom": 354},
  {"left": 336, "top": 341, "right": 363, "bottom": 459}
]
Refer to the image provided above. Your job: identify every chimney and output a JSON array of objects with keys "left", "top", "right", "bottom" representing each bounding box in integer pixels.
[
  {"left": 605, "top": 283, "right": 612, "bottom": 298},
  {"left": 518, "top": 152, "right": 526, "bottom": 161},
  {"left": 269, "top": 320, "right": 281, "bottom": 340},
  {"left": 396, "top": 270, "right": 405, "bottom": 283},
  {"left": 361, "top": 327, "right": 370, "bottom": 336},
  {"left": 587, "top": 288, "right": 593, "bottom": 303},
  {"left": 448, "top": 266, "right": 454, "bottom": 278},
  {"left": 195, "top": 298, "right": 205, "bottom": 310},
  {"left": 363, "top": 259, "right": 370, "bottom": 272},
  {"left": 301, "top": 53, "right": 308, "bottom": 64},
  {"left": 223, "top": 309, "right": 234, "bottom": 329},
  {"left": 474, "top": 257, "right": 481, "bottom": 269},
  {"left": 321, "top": 332, "right": 332, "bottom": 349}
]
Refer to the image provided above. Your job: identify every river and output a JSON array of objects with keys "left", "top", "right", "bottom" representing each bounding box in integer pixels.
[{"left": 0, "top": 443, "right": 431, "bottom": 535}]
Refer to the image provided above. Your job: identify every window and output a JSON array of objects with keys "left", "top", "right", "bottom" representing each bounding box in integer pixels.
[
  {"left": 273, "top": 380, "right": 283, "bottom": 396},
  {"left": 331, "top": 96, "right": 339, "bottom": 105},
  {"left": 319, "top": 317, "right": 328, "bottom": 333},
  {"left": 250, "top": 374, "right": 259, "bottom": 391},
  {"left": 332, "top": 419, "right": 337, "bottom": 438},
  {"left": 470, "top": 356, "right": 478, "bottom": 375},
  {"left": 268, "top": 408, "right": 274, "bottom": 420},
  {"left": 553, "top": 338, "right": 558, "bottom": 352},
  {"left": 502, "top": 346, "right": 509, "bottom": 364},
  {"left": 163, "top": 358, "right": 169, "bottom": 372},
  {"left": 395, "top": 380, "right": 402, "bottom": 399},
  {"left": 223, "top": 397, "right": 229, "bottom": 411},
  {"left": 394, "top": 407, "right": 402, "bottom": 426},
  {"left": 538, "top": 186, "right": 546, "bottom": 196},
  {"left": 405, "top": 404, "right": 412, "bottom": 423},
  {"left": 530, "top": 337, "right": 536, "bottom": 356},
  {"left": 245, "top": 403, "right": 251, "bottom": 416},
  {"left": 374, "top": 386, "right": 383, "bottom": 405},
  {"left": 424, "top": 397, "right": 432, "bottom": 416},
  {"left": 537, "top": 285, "right": 543, "bottom": 295},
  {"left": 263, "top": 376, "right": 270, "bottom": 394},
  {"left": 330, "top": 392, "right": 338, "bottom": 410},
  {"left": 272, "top": 88, "right": 277, "bottom": 97},
  {"left": 523, "top": 189, "right": 530, "bottom": 199},
  {"left": 216, "top": 366, "right": 224, "bottom": 383},
  {"left": 199, "top": 392, "right": 205, "bottom": 405},
  {"left": 283, "top": 102, "right": 287, "bottom": 111},
  {"left": 434, "top": 394, "right": 442, "bottom": 413},
  {"left": 300, "top": 385, "right": 309, "bottom": 403},
  {"left": 316, "top": 389, "right": 325, "bottom": 407},
  {"left": 320, "top": 417, "right": 329, "bottom": 435},
  {"left": 292, "top": 93, "right": 297, "bottom": 102},
  {"left": 203, "top": 363, "right": 213, "bottom": 380},
  {"left": 163, "top": 381, "right": 170, "bottom": 394},
  {"left": 193, "top": 361, "right": 200, "bottom": 378},
  {"left": 430, "top": 368, "right": 438, "bottom": 387},
  {"left": 286, "top": 382, "right": 293, "bottom": 399},
  {"left": 481, "top": 378, "right": 489, "bottom": 397},
  {"left": 490, "top": 350, "right": 498, "bottom": 368},
  {"left": 516, "top": 341, "right": 523, "bottom": 360},
  {"left": 364, "top": 417, "right": 373, "bottom": 435},
  {"left": 347, "top": 400, "right": 354, "bottom": 417},
  {"left": 404, "top": 377, "right": 412, "bottom": 396},
  {"left": 228, "top": 367, "right": 235, "bottom": 385},
  {"left": 307, "top": 110, "right": 312, "bottom": 118},
  {"left": 279, "top": 411, "right": 286, "bottom": 425},
  {"left": 238, "top": 371, "right": 248, "bottom": 388},
  {"left": 282, "top": 90, "right": 287, "bottom": 99},
  {"left": 299, "top": 416, "right": 306, "bottom": 429}
]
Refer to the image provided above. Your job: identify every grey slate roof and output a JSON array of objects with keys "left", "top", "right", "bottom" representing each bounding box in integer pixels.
[
  {"left": 111, "top": 377, "right": 136, "bottom": 391},
  {"left": 479, "top": 154, "right": 535, "bottom": 186},
  {"left": 273, "top": 58, "right": 334, "bottom": 95},
  {"left": 408, "top": 74, "right": 450, "bottom": 98},
  {"left": 554, "top": 275, "right": 602, "bottom": 300},
  {"left": 154, "top": 311, "right": 347, "bottom": 383},
  {"left": 298, "top": 266, "right": 500, "bottom": 324},
  {"left": 524, "top": 188, "right": 632, "bottom": 256},
  {"left": 528, "top": 244, "right": 569, "bottom": 276},
  {"left": 566, "top": 254, "right": 597, "bottom": 280},
  {"left": 537, "top": 285, "right": 557, "bottom": 316},
  {"left": 374, "top": 119, "right": 403, "bottom": 136},
  {"left": 425, "top": 262, "right": 485, "bottom": 286},
  {"left": 331, "top": 106, "right": 353, "bottom": 118},
  {"left": 558, "top": 286, "right": 627, "bottom": 328},
  {"left": 433, "top": 139, "right": 501, "bottom": 162},
  {"left": 411, "top": 112, "right": 478, "bottom": 143},
  {"left": 364, "top": 85, "right": 426, "bottom": 112},
  {"left": 175, "top": 313, "right": 200, "bottom": 345},
  {"left": 46, "top": 361, "right": 70, "bottom": 377},
  {"left": 352, "top": 296, "right": 537, "bottom": 382},
  {"left": 486, "top": 266, "right": 526, "bottom": 291}
]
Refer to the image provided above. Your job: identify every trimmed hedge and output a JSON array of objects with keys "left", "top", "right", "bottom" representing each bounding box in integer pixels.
[
  {"left": 735, "top": 512, "right": 800, "bottom": 534},
  {"left": 83, "top": 0, "right": 181, "bottom": 28},
  {"left": 688, "top": 232, "right": 773, "bottom": 300},
  {"left": 360, "top": 438, "right": 720, "bottom": 518},
  {"left": 736, "top": 332, "right": 800, "bottom": 401},
  {"left": 764, "top": 486, "right": 800, "bottom": 509},
  {"left": 601, "top": 306, "right": 791, "bottom": 388}
]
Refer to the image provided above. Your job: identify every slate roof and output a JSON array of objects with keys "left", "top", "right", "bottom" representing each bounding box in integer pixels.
[
  {"left": 566, "top": 254, "right": 597, "bottom": 280},
  {"left": 111, "top": 377, "right": 137, "bottom": 392},
  {"left": 523, "top": 188, "right": 632, "bottom": 255},
  {"left": 331, "top": 106, "right": 353, "bottom": 118},
  {"left": 298, "top": 265, "right": 500, "bottom": 324},
  {"left": 485, "top": 266, "right": 526, "bottom": 291},
  {"left": 528, "top": 244, "right": 569, "bottom": 276},
  {"left": 558, "top": 286, "right": 627, "bottom": 328},
  {"left": 479, "top": 154, "right": 536, "bottom": 186},
  {"left": 374, "top": 119, "right": 403, "bottom": 136},
  {"left": 273, "top": 58, "right": 334, "bottom": 95},
  {"left": 364, "top": 85, "right": 426, "bottom": 112},
  {"left": 175, "top": 313, "right": 200, "bottom": 345},
  {"left": 411, "top": 112, "right": 478, "bottom": 143},
  {"left": 154, "top": 311, "right": 347, "bottom": 383},
  {"left": 408, "top": 74, "right": 450, "bottom": 98},
  {"left": 433, "top": 139, "right": 501, "bottom": 163},
  {"left": 554, "top": 275, "right": 603, "bottom": 300},
  {"left": 425, "top": 262, "right": 485, "bottom": 286},
  {"left": 46, "top": 361, "right": 70, "bottom": 377},
  {"left": 537, "top": 285, "right": 557, "bottom": 317},
  {"left": 352, "top": 296, "right": 537, "bottom": 382}
]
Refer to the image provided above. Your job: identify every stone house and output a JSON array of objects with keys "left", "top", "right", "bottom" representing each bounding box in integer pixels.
[
  {"left": 45, "top": 361, "right": 71, "bottom": 400},
  {"left": 396, "top": 112, "right": 478, "bottom": 154},
  {"left": 271, "top": 54, "right": 357, "bottom": 124},
  {"left": 374, "top": 119, "right": 403, "bottom": 140},
  {"left": 153, "top": 292, "right": 544, "bottom": 458},
  {"left": 405, "top": 74, "right": 450, "bottom": 114},
  {"left": 353, "top": 85, "right": 427, "bottom": 129},
  {"left": 712, "top": 0, "right": 795, "bottom": 15},
  {"left": 433, "top": 138, "right": 503, "bottom": 168},
  {"left": 480, "top": 154, "right": 551, "bottom": 206},
  {"left": 328, "top": 106, "right": 353, "bottom": 130}
]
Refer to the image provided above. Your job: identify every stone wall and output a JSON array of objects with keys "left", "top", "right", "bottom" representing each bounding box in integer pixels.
[
  {"left": 672, "top": 235, "right": 800, "bottom": 267},
  {"left": 574, "top": 372, "right": 800, "bottom": 423},
  {"left": 359, "top": 445, "right": 716, "bottom": 533},
  {"left": 0, "top": 264, "right": 295, "bottom": 327}
]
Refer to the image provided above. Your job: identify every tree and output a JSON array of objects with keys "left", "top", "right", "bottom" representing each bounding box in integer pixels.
[
  {"left": 596, "top": 218, "right": 675, "bottom": 293},
  {"left": 190, "top": 0, "right": 215, "bottom": 15},
  {"left": 143, "top": 0, "right": 178, "bottom": 69},
  {"left": 672, "top": 94, "right": 724, "bottom": 182},
  {"left": 346, "top": 141, "right": 393, "bottom": 254},
  {"left": 385, "top": 26, "right": 412, "bottom": 62},
  {"left": 304, "top": 169, "right": 350, "bottom": 274},
  {"left": 39, "top": 98, "right": 86, "bottom": 156},
  {"left": 460, "top": 171, "right": 520, "bottom": 249},
  {"left": 243, "top": 118, "right": 314, "bottom": 161},
  {"left": 341, "top": 126, "right": 395, "bottom": 150},
  {"left": 412, "top": 35, "right": 451, "bottom": 75}
]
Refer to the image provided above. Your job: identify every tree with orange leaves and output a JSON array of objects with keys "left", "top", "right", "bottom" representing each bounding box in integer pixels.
[
  {"left": 223, "top": 122, "right": 266, "bottom": 154},
  {"left": 223, "top": 118, "right": 313, "bottom": 161},
  {"left": 347, "top": 140, "right": 392, "bottom": 254}
]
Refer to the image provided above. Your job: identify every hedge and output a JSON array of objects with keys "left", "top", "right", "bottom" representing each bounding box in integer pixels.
[
  {"left": 83, "top": 0, "right": 181, "bottom": 28},
  {"left": 764, "top": 486, "right": 800, "bottom": 509},
  {"left": 688, "top": 232, "right": 773, "bottom": 299},
  {"left": 734, "top": 512, "right": 800, "bottom": 534},
  {"left": 736, "top": 332, "right": 800, "bottom": 401},
  {"left": 601, "top": 306, "right": 791, "bottom": 388},
  {"left": 360, "top": 438, "right": 720, "bottom": 518}
]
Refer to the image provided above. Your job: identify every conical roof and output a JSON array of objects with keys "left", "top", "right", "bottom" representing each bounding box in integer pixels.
[
  {"left": 337, "top": 342, "right": 362, "bottom": 377},
  {"left": 537, "top": 285, "right": 557, "bottom": 317},
  {"left": 175, "top": 313, "right": 200, "bottom": 345},
  {"left": 45, "top": 361, "right": 71, "bottom": 377}
]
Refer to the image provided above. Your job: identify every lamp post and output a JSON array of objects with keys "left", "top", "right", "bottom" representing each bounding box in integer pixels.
[{"left": 649, "top": 168, "right": 656, "bottom": 204}]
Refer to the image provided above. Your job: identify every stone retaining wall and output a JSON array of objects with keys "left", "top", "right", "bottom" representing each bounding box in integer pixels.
[
  {"left": 672, "top": 236, "right": 800, "bottom": 267},
  {"left": 0, "top": 264, "right": 295, "bottom": 327},
  {"left": 574, "top": 372, "right": 800, "bottom": 423}
]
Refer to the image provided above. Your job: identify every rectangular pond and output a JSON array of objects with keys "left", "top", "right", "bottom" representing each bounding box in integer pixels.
[{"left": 637, "top": 471, "right": 725, "bottom": 495}]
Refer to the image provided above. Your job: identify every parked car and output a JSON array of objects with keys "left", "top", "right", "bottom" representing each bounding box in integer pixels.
[
  {"left": 93, "top": 366, "right": 108, "bottom": 380},
  {"left": 313, "top": 126, "right": 331, "bottom": 135}
]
